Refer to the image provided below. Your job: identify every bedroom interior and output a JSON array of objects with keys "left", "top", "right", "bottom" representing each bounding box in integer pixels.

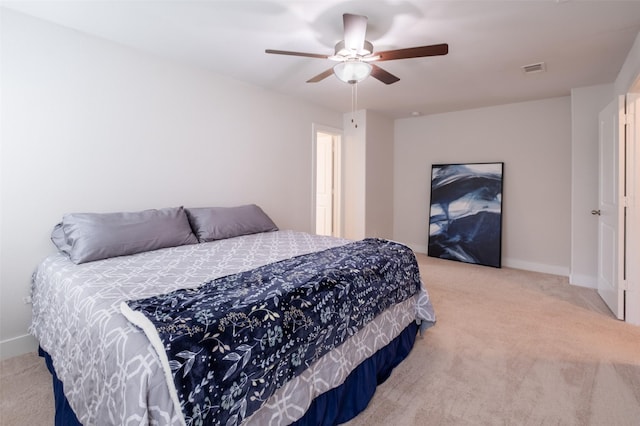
[{"left": 1, "top": 1, "right": 640, "bottom": 425}]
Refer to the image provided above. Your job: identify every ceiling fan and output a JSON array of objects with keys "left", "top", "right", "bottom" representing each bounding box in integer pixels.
[{"left": 265, "top": 13, "right": 448, "bottom": 85}]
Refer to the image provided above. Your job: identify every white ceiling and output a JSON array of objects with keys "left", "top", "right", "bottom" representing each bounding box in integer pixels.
[{"left": 4, "top": 0, "right": 640, "bottom": 118}]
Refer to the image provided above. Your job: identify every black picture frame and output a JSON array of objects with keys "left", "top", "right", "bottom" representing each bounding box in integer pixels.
[{"left": 427, "top": 162, "right": 504, "bottom": 268}]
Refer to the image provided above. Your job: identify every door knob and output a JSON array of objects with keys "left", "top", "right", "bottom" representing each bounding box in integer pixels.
[{"left": 591, "top": 209, "right": 601, "bottom": 216}]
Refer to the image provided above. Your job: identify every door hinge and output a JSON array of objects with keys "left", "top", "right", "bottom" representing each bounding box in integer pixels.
[
  {"left": 622, "top": 113, "right": 630, "bottom": 126},
  {"left": 620, "top": 279, "right": 629, "bottom": 291}
]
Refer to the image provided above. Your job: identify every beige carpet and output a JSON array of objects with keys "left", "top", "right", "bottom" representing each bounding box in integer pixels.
[
  {"left": 0, "top": 347, "right": 53, "bottom": 425},
  {"left": 1, "top": 254, "right": 639, "bottom": 425}
]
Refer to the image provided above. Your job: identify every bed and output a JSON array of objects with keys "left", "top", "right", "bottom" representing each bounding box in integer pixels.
[{"left": 30, "top": 205, "right": 436, "bottom": 425}]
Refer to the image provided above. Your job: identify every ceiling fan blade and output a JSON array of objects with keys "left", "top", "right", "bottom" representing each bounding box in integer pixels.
[
  {"left": 307, "top": 68, "right": 335, "bottom": 83},
  {"left": 374, "top": 43, "right": 449, "bottom": 61},
  {"left": 370, "top": 64, "right": 400, "bottom": 85},
  {"left": 265, "top": 49, "right": 329, "bottom": 59},
  {"left": 343, "top": 13, "right": 367, "bottom": 51}
]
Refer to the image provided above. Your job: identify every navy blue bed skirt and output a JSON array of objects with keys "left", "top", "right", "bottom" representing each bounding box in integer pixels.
[
  {"left": 39, "top": 346, "right": 82, "bottom": 426},
  {"left": 40, "top": 321, "right": 418, "bottom": 426}
]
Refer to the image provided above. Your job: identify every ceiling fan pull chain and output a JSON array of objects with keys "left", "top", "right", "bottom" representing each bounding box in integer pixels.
[
  {"left": 351, "top": 83, "right": 354, "bottom": 125},
  {"left": 351, "top": 82, "right": 358, "bottom": 128}
]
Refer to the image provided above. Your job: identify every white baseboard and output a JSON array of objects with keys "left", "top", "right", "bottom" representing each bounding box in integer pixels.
[
  {"left": 0, "top": 334, "right": 38, "bottom": 360},
  {"left": 407, "top": 243, "right": 427, "bottom": 254},
  {"left": 569, "top": 273, "right": 598, "bottom": 289},
  {"left": 405, "top": 245, "right": 570, "bottom": 278},
  {"left": 502, "top": 258, "right": 569, "bottom": 277}
]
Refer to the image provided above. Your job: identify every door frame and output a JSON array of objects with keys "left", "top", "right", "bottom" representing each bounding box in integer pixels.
[
  {"left": 312, "top": 124, "right": 343, "bottom": 237},
  {"left": 625, "top": 87, "right": 640, "bottom": 325}
]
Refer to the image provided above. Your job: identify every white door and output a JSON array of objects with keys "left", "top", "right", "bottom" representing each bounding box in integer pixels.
[
  {"left": 315, "top": 133, "right": 334, "bottom": 236},
  {"left": 597, "top": 96, "right": 626, "bottom": 320}
]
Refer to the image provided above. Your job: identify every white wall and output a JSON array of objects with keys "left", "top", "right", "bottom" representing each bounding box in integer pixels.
[
  {"left": 570, "top": 83, "right": 614, "bottom": 288},
  {"left": 342, "top": 110, "right": 367, "bottom": 240},
  {"left": 342, "top": 109, "right": 394, "bottom": 241},
  {"left": 615, "top": 32, "right": 640, "bottom": 97},
  {"left": 364, "top": 110, "right": 394, "bottom": 239},
  {"left": 0, "top": 9, "right": 342, "bottom": 358},
  {"left": 394, "top": 97, "right": 572, "bottom": 275}
]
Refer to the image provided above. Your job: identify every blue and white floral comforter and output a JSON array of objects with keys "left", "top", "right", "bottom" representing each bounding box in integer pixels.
[{"left": 122, "top": 238, "right": 428, "bottom": 426}]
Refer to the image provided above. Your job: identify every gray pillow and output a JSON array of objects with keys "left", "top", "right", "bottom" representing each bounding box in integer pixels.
[
  {"left": 51, "top": 206, "right": 198, "bottom": 264},
  {"left": 185, "top": 204, "right": 278, "bottom": 242}
]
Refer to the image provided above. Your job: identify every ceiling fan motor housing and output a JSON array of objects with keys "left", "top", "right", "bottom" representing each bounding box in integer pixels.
[{"left": 334, "top": 39, "right": 374, "bottom": 57}]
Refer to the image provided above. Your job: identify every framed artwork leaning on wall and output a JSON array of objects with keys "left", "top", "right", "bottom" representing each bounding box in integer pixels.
[{"left": 428, "top": 162, "right": 504, "bottom": 268}]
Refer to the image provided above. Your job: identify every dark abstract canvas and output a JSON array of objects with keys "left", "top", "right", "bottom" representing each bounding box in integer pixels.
[{"left": 428, "top": 162, "right": 503, "bottom": 268}]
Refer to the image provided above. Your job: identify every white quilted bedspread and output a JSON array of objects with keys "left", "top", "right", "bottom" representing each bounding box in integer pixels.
[{"left": 30, "top": 230, "right": 434, "bottom": 426}]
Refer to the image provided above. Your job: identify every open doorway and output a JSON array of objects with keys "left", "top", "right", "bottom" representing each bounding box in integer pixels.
[{"left": 313, "top": 126, "right": 342, "bottom": 237}]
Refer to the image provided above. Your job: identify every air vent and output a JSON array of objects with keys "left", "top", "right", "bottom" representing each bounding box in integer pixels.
[{"left": 522, "top": 62, "right": 546, "bottom": 74}]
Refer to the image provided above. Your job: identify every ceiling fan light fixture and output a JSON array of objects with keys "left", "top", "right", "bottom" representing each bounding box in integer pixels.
[
  {"left": 333, "top": 61, "right": 372, "bottom": 84},
  {"left": 334, "top": 40, "right": 373, "bottom": 57}
]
